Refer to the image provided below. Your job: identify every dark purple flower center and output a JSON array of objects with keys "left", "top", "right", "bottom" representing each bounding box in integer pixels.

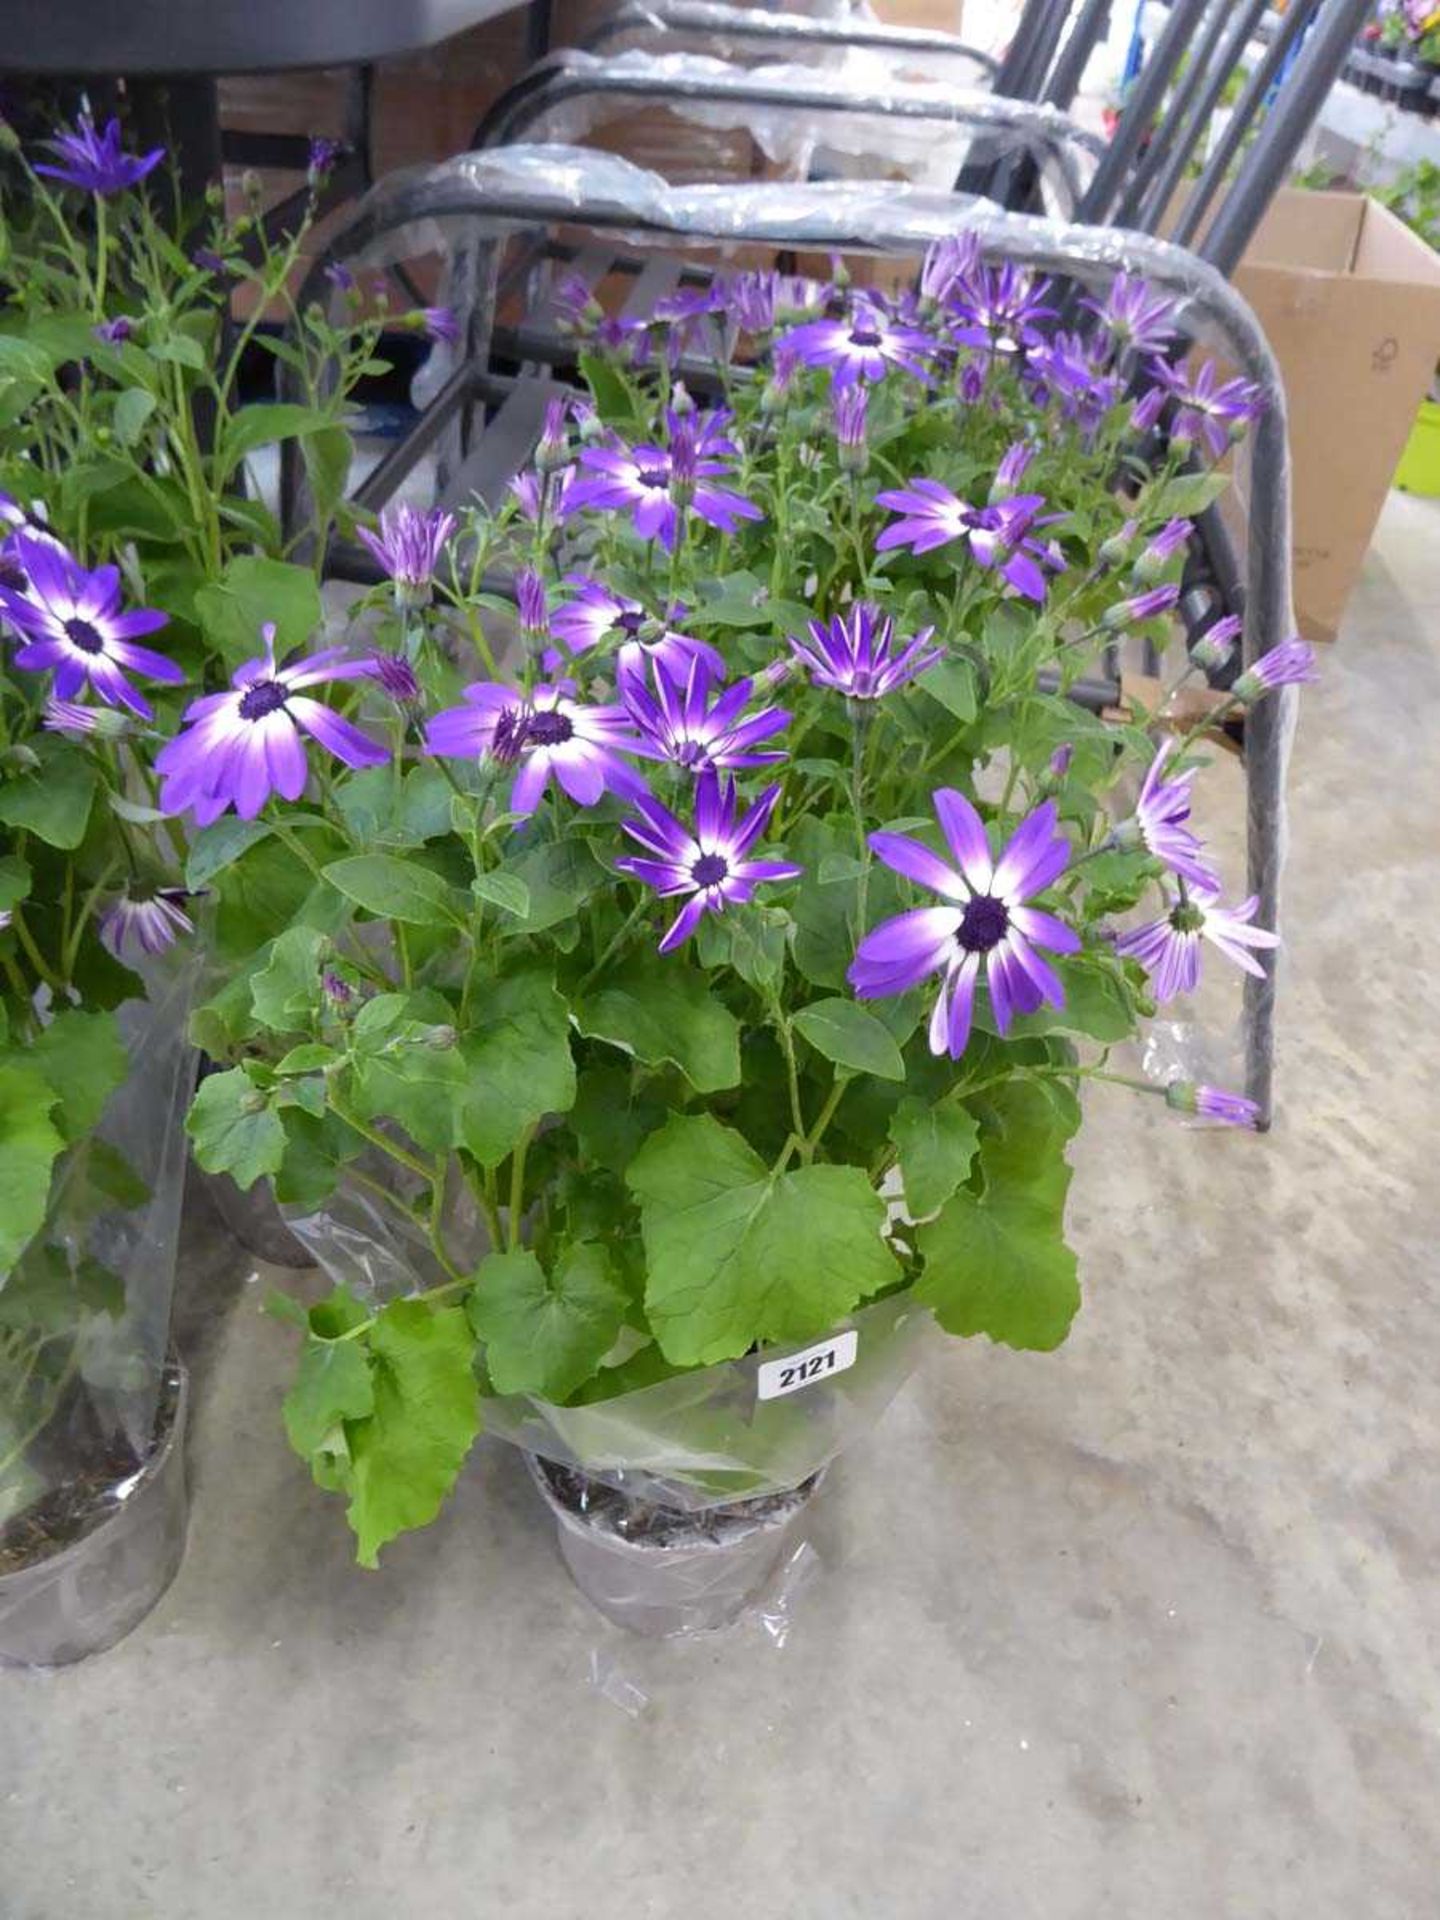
[
  {"left": 692, "top": 852, "right": 729, "bottom": 888},
  {"left": 637, "top": 463, "right": 671, "bottom": 491},
  {"left": 491, "top": 708, "right": 531, "bottom": 763},
  {"left": 615, "top": 609, "right": 645, "bottom": 636},
  {"left": 956, "top": 894, "right": 1010, "bottom": 953},
  {"left": 238, "top": 678, "right": 289, "bottom": 722},
  {"left": 64, "top": 616, "right": 106, "bottom": 656},
  {"left": 849, "top": 324, "right": 883, "bottom": 348},
  {"left": 526, "top": 709, "right": 573, "bottom": 747}
]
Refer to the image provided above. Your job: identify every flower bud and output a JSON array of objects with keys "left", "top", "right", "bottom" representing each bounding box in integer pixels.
[
  {"left": 1132, "top": 517, "right": 1192, "bottom": 585},
  {"left": 1103, "top": 583, "right": 1181, "bottom": 631},
  {"left": 1192, "top": 614, "right": 1241, "bottom": 675},
  {"left": 1098, "top": 519, "right": 1139, "bottom": 571}
]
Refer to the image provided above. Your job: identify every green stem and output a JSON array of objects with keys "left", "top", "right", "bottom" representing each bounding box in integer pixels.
[
  {"left": 9, "top": 906, "right": 61, "bottom": 992},
  {"left": 507, "top": 1123, "right": 536, "bottom": 1252},
  {"left": 802, "top": 1077, "right": 848, "bottom": 1164},
  {"left": 327, "top": 1095, "right": 434, "bottom": 1183},
  {"left": 576, "top": 896, "right": 649, "bottom": 996}
]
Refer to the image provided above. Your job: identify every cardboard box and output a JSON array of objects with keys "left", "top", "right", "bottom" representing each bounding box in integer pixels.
[{"left": 1230, "top": 189, "right": 1440, "bottom": 642}]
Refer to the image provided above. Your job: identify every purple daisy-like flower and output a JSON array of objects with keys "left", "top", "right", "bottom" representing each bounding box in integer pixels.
[
  {"left": 1083, "top": 274, "right": 1178, "bottom": 360},
  {"left": 849, "top": 792, "right": 1079, "bottom": 1059},
  {"left": 307, "top": 136, "right": 344, "bottom": 186},
  {"left": 990, "top": 441, "right": 1035, "bottom": 503},
  {"left": 920, "top": 233, "right": 982, "bottom": 308},
  {"left": 425, "top": 680, "right": 642, "bottom": 816},
  {"left": 0, "top": 534, "right": 182, "bottom": 718},
  {"left": 99, "top": 886, "right": 197, "bottom": 960},
  {"left": 833, "top": 386, "right": 868, "bottom": 472},
  {"left": 619, "top": 654, "right": 789, "bottom": 773},
  {"left": 1115, "top": 885, "right": 1278, "bottom": 1001},
  {"left": 1103, "top": 583, "right": 1181, "bottom": 631},
  {"left": 1129, "top": 385, "right": 1167, "bottom": 439},
  {"left": 1133, "top": 517, "right": 1193, "bottom": 584},
  {"left": 1233, "top": 639, "right": 1319, "bottom": 703},
  {"left": 509, "top": 464, "right": 580, "bottom": 524},
  {"left": 323, "top": 260, "right": 356, "bottom": 294},
  {"left": 788, "top": 604, "right": 940, "bottom": 702},
  {"left": 355, "top": 501, "right": 455, "bottom": 599},
  {"left": 547, "top": 576, "right": 723, "bottom": 681},
  {"left": 1026, "top": 330, "right": 1123, "bottom": 430},
  {"left": 563, "top": 424, "right": 761, "bottom": 553},
  {"left": 1165, "top": 1080, "right": 1260, "bottom": 1129},
  {"left": 35, "top": 113, "right": 164, "bottom": 195},
  {"left": 778, "top": 300, "right": 933, "bottom": 391},
  {"left": 156, "top": 625, "right": 387, "bottom": 825},
  {"left": 1192, "top": 613, "right": 1242, "bottom": 675},
  {"left": 1124, "top": 740, "right": 1218, "bottom": 890},
  {"left": 94, "top": 316, "right": 134, "bottom": 346},
  {"left": 1152, "top": 357, "right": 1265, "bottom": 461},
  {"left": 364, "top": 652, "right": 422, "bottom": 707},
  {"left": 414, "top": 306, "right": 459, "bottom": 347},
  {"left": 616, "top": 769, "right": 801, "bottom": 954},
  {"left": 726, "top": 270, "right": 779, "bottom": 334},
  {"left": 42, "top": 694, "right": 129, "bottom": 739},
  {"left": 875, "top": 479, "right": 1063, "bottom": 603},
  {"left": 949, "top": 260, "right": 1054, "bottom": 362}
]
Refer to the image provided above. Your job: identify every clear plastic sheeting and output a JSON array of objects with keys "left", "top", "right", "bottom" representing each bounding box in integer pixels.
[{"left": 476, "top": 52, "right": 1100, "bottom": 207}]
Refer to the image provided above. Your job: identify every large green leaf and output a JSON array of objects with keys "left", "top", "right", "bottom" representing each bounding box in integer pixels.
[
  {"left": 185, "top": 818, "right": 273, "bottom": 889},
  {"left": 219, "top": 402, "right": 335, "bottom": 472},
  {"left": 458, "top": 965, "right": 576, "bottom": 1167},
  {"left": 572, "top": 955, "right": 740, "bottom": 1094},
  {"left": 273, "top": 1108, "right": 365, "bottom": 1212},
  {"left": 888, "top": 1095, "right": 980, "bottom": 1221},
  {"left": 792, "top": 998, "right": 904, "bottom": 1082},
  {"left": 345, "top": 1300, "right": 480, "bottom": 1568},
  {"left": 627, "top": 1112, "right": 897, "bottom": 1365},
  {"left": 250, "top": 925, "right": 327, "bottom": 1034},
  {"left": 284, "top": 1333, "right": 375, "bottom": 1459},
  {"left": 28, "top": 1011, "right": 128, "bottom": 1143},
  {"left": 0, "top": 737, "right": 96, "bottom": 849},
  {"left": 193, "top": 556, "right": 323, "bottom": 670},
  {"left": 494, "top": 838, "right": 607, "bottom": 937},
  {"left": 915, "top": 1079, "right": 1081, "bottom": 1350},
  {"left": 347, "top": 996, "right": 468, "bottom": 1155},
  {"left": 0, "top": 1065, "right": 65, "bottom": 1273},
  {"left": 468, "top": 1243, "right": 627, "bottom": 1401},
  {"left": 322, "top": 854, "right": 467, "bottom": 929},
  {"left": 186, "top": 1066, "right": 286, "bottom": 1191}
]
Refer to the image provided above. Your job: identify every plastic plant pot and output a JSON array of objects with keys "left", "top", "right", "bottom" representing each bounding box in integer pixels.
[
  {"left": 526, "top": 1451, "right": 824, "bottom": 1637},
  {"left": 1394, "top": 397, "right": 1440, "bottom": 496},
  {"left": 0, "top": 1359, "right": 188, "bottom": 1668}
]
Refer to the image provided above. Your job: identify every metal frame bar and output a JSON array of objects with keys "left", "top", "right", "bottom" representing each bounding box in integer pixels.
[
  {"left": 582, "top": 0, "right": 1000, "bottom": 79},
  {"left": 1131, "top": 0, "right": 1274, "bottom": 237},
  {"left": 1042, "top": 0, "right": 1114, "bottom": 110},
  {"left": 1073, "top": 0, "right": 1210, "bottom": 226},
  {"left": 1111, "top": 0, "right": 1234, "bottom": 231},
  {"left": 293, "top": 157, "right": 1294, "bottom": 1119},
  {"left": 471, "top": 61, "right": 1102, "bottom": 214}
]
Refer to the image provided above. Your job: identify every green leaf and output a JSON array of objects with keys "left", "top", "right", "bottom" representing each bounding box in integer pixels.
[
  {"left": 458, "top": 965, "right": 576, "bottom": 1167},
  {"left": 888, "top": 1095, "right": 980, "bottom": 1221},
  {"left": 470, "top": 871, "right": 531, "bottom": 919},
  {"left": 345, "top": 1300, "right": 480, "bottom": 1568},
  {"left": 348, "top": 1005, "right": 467, "bottom": 1155},
  {"left": 627, "top": 1113, "right": 897, "bottom": 1365},
  {"left": 0, "top": 1066, "right": 65, "bottom": 1272},
  {"left": 284, "top": 1334, "right": 375, "bottom": 1459},
  {"left": 694, "top": 905, "right": 788, "bottom": 994},
  {"left": 28, "top": 1010, "right": 128, "bottom": 1143},
  {"left": 322, "top": 854, "right": 467, "bottom": 928},
  {"left": 577, "top": 352, "right": 641, "bottom": 431},
  {"left": 792, "top": 998, "right": 904, "bottom": 1082},
  {"left": 149, "top": 333, "right": 206, "bottom": 370},
  {"left": 993, "top": 957, "right": 1137, "bottom": 1045},
  {"left": 570, "top": 1065, "right": 664, "bottom": 1176},
  {"left": 186, "top": 1066, "right": 286, "bottom": 1191},
  {"left": 250, "top": 926, "right": 326, "bottom": 1034},
  {"left": 1142, "top": 471, "right": 1229, "bottom": 519},
  {"left": 915, "top": 1080, "right": 1080, "bottom": 1351},
  {"left": 273, "top": 1108, "right": 364, "bottom": 1211},
  {"left": 0, "top": 336, "right": 58, "bottom": 384},
  {"left": 468, "top": 1243, "right": 627, "bottom": 1401},
  {"left": 495, "top": 838, "right": 606, "bottom": 937},
  {"left": 185, "top": 818, "right": 272, "bottom": 889},
  {"left": 220, "top": 402, "right": 333, "bottom": 471},
  {"left": 300, "top": 423, "right": 352, "bottom": 528},
  {"left": 112, "top": 387, "right": 157, "bottom": 447},
  {"left": 0, "top": 737, "right": 96, "bottom": 849},
  {"left": 573, "top": 955, "right": 741, "bottom": 1094},
  {"left": 193, "top": 556, "right": 323, "bottom": 671},
  {"left": 0, "top": 855, "right": 31, "bottom": 912},
  {"left": 920, "top": 657, "right": 978, "bottom": 723}
]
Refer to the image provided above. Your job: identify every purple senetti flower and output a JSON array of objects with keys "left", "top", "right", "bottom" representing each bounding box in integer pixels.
[
  {"left": 779, "top": 300, "right": 933, "bottom": 390},
  {"left": 833, "top": 386, "right": 868, "bottom": 472},
  {"left": 35, "top": 113, "right": 164, "bottom": 195},
  {"left": 356, "top": 500, "right": 455, "bottom": 600},
  {"left": 509, "top": 464, "right": 579, "bottom": 523},
  {"left": 616, "top": 769, "right": 801, "bottom": 954},
  {"left": 1192, "top": 613, "right": 1241, "bottom": 675},
  {"left": 323, "top": 260, "right": 356, "bottom": 294},
  {"left": 726, "top": 269, "right": 778, "bottom": 334},
  {"left": 99, "top": 886, "right": 197, "bottom": 960},
  {"left": 948, "top": 260, "right": 1053, "bottom": 360},
  {"left": 788, "top": 604, "right": 940, "bottom": 702},
  {"left": 1233, "top": 639, "right": 1319, "bottom": 703},
  {"left": 1116, "top": 885, "right": 1278, "bottom": 1001},
  {"left": 94, "top": 316, "right": 134, "bottom": 345},
  {"left": 547, "top": 576, "right": 723, "bottom": 680},
  {"left": 990, "top": 440, "right": 1035, "bottom": 503},
  {"left": 1083, "top": 274, "right": 1179, "bottom": 360},
  {"left": 1152, "top": 357, "right": 1264, "bottom": 460},
  {"left": 515, "top": 567, "right": 548, "bottom": 646},
  {"left": 307, "top": 136, "right": 344, "bottom": 187},
  {"left": 1027, "top": 330, "right": 1123, "bottom": 430},
  {"left": 157, "top": 625, "right": 387, "bottom": 825},
  {"left": 414, "top": 306, "right": 459, "bottom": 347},
  {"left": 1103, "top": 583, "right": 1181, "bottom": 630},
  {"left": 919, "top": 233, "right": 982, "bottom": 307},
  {"left": 850, "top": 791, "right": 1079, "bottom": 1059},
  {"left": 1124, "top": 740, "right": 1218, "bottom": 890},
  {"left": 1164, "top": 1080, "right": 1260, "bottom": 1130},
  {"left": 0, "top": 533, "right": 182, "bottom": 718},
  {"left": 1133, "top": 517, "right": 1192, "bottom": 583},
  {"left": 619, "top": 654, "right": 789, "bottom": 773},
  {"left": 875, "top": 480, "right": 1064, "bottom": 603},
  {"left": 425, "top": 680, "right": 642, "bottom": 816},
  {"left": 564, "top": 423, "right": 761, "bottom": 553},
  {"left": 364, "top": 652, "right": 422, "bottom": 707},
  {"left": 1128, "top": 385, "right": 1167, "bottom": 439}
]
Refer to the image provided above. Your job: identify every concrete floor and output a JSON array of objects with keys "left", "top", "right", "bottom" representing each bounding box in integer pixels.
[{"left": 4, "top": 492, "right": 1439, "bottom": 1919}]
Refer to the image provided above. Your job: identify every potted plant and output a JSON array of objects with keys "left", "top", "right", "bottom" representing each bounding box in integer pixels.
[
  {"left": 0, "top": 108, "right": 443, "bottom": 1657},
  {"left": 160, "top": 242, "right": 1314, "bottom": 1630}
]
